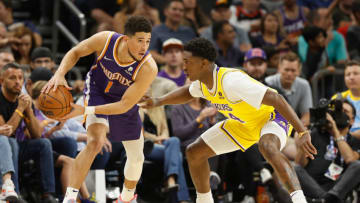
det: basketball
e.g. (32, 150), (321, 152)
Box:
(38, 86), (73, 119)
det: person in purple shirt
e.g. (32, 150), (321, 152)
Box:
(158, 38), (187, 86)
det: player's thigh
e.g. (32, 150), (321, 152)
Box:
(260, 121), (287, 151)
(200, 121), (240, 156)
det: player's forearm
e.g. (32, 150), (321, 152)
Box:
(95, 97), (134, 115)
(156, 85), (193, 106)
(55, 49), (80, 77)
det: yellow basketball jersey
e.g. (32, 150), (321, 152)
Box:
(200, 67), (276, 150)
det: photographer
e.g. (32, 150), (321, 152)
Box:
(295, 99), (360, 203)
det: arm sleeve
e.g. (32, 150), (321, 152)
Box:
(222, 72), (268, 109)
(170, 106), (200, 140)
(298, 80), (313, 115)
(189, 81), (205, 98)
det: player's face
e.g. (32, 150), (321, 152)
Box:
(244, 58), (267, 80)
(279, 60), (300, 86)
(183, 51), (203, 81)
(345, 65), (360, 90)
(1, 68), (23, 95)
(127, 32), (151, 61)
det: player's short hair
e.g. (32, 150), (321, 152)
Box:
(184, 38), (217, 62)
(124, 16), (152, 36)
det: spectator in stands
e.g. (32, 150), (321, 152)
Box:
(261, 0), (283, 12)
(158, 38), (187, 87)
(274, 0), (308, 41)
(334, 61), (360, 139)
(0, 48), (14, 69)
(297, 0), (333, 10)
(181, 0), (211, 35)
(265, 52), (313, 126)
(251, 13), (289, 51)
(0, 63), (57, 203)
(263, 45), (281, 70)
(229, 0), (266, 37)
(212, 20), (244, 68)
(140, 89), (191, 203)
(295, 99), (360, 203)
(330, 0), (353, 30)
(89, 0), (122, 31)
(200, 0), (252, 52)
(10, 26), (36, 65)
(243, 48), (269, 83)
(149, 0), (196, 64)
(0, 0), (42, 46)
(23, 67), (53, 96)
(114, 0), (161, 34)
(0, 22), (19, 50)
(346, 1), (360, 61)
(30, 47), (56, 73)
(299, 9), (347, 70)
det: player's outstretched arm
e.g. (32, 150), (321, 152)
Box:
(43, 31), (111, 93)
(261, 89), (317, 159)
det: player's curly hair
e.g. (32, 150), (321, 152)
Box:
(184, 38), (217, 62)
(124, 16), (152, 36)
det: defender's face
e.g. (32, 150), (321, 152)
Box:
(183, 51), (202, 81)
(127, 32), (151, 61)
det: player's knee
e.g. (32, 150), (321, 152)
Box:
(127, 151), (144, 165)
(87, 135), (106, 154)
(186, 143), (201, 162)
(258, 136), (280, 159)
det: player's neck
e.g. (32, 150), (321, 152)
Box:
(117, 40), (136, 64)
(201, 69), (214, 90)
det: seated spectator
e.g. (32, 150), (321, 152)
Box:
(297, 0), (333, 10)
(140, 91), (191, 203)
(149, 0), (196, 64)
(250, 13), (289, 51)
(295, 99), (360, 203)
(10, 26), (36, 65)
(229, 0), (266, 37)
(200, 0), (251, 52)
(158, 38), (187, 86)
(346, 1), (360, 61)
(330, 0), (353, 30)
(88, 0), (122, 31)
(0, 0), (42, 46)
(265, 52), (313, 127)
(263, 45), (281, 69)
(0, 22), (19, 50)
(333, 61), (360, 139)
(181, 0), (211, 35)
(0, 48), (14, 69)
(274, 0), (308, 42)
(30, 47), (56, 73)
(0, 63), (57, 202)
(243, 48), (270, 83)
(212, 20), (244, 68)
(23, 67), (53, 95)
(113, 0), (161, 34)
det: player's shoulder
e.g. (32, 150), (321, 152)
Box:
(139, 54), (158, 75)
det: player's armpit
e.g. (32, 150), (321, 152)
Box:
(71, 31), (111, 58)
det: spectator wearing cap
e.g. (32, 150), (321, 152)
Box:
(213, 20), (244, 68)
(158, 38), (187, 86)
(201, 0), (252, 52)
(30, 47), (56, 73)
(0, 48), (14, 69)
(149, 0), (196, 64)
(23, 67), (53, 96)
(265, 52), (313, 126)
(243, 48), (269, 83)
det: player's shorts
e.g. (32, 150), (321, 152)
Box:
(202, 110), (292, 154)
(84, 90), (142, 142)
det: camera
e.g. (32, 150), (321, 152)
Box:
(310, 98), (350, 131)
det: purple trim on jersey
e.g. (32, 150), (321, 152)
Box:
(83, 32), (150, 141)
(158, 70), (186, 86)
(270, 110), (290, 135)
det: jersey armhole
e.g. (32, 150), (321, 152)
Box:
(132, 53), (152, 80)
(97, 32), (114, 62)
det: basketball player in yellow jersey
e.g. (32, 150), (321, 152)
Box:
(141, 38), (317, 203)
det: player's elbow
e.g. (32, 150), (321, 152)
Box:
(262, 89), (284, 107)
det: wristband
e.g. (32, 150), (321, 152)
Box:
(298, 130), (309, 138)
(335, 136), (345, 142)
(15, 109), (24, 118)
(84, 106), (95, 115)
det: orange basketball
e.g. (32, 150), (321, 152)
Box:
(38, 86), (73, 119)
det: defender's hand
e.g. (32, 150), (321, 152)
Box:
(42, 74), (72, 93)
(139, 96), (158, 109)
(61, 103), (84, 120)
(298, 131), (317, 160)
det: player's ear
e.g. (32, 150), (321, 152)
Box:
(123, 35), (129, 42)
(201, 58), (210, 68)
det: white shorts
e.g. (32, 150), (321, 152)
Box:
(85, 114), (109, 131)
(201, 120), (288, 155)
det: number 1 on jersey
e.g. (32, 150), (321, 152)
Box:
(104, 81), (113, 93)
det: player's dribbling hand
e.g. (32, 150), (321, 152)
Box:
(42, 74), (72, 94)
(298, 131), (317, 160)
(60, 103), (84, 120)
